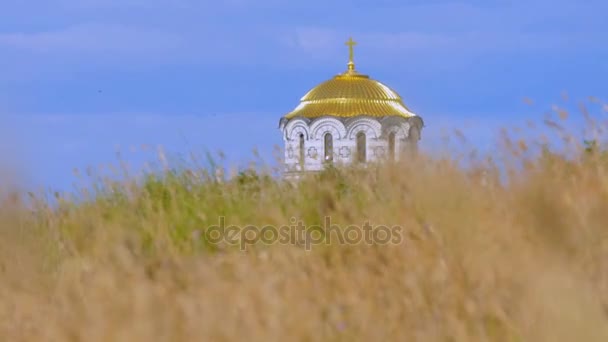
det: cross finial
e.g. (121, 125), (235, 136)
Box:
(345, 37), (357, 71)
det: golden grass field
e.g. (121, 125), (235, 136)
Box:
(1, 106), (608, 341)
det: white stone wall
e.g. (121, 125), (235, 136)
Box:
(279, 115), (423, 175)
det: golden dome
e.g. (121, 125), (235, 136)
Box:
(284, 38), (415, 119)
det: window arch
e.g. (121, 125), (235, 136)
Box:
(324, 133), (333, 163)
(388, 132), (396, 161)
(299, 133), (305, 167)
(356, 131), (366, 163)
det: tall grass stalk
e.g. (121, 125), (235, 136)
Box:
(1, 105), (608, 341)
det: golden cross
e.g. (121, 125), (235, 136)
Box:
(345, 37), (357, 63)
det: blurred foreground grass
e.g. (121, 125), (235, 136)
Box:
(2, 107), (608, 341)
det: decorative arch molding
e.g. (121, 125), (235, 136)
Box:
(384, 124), (409, 141)
(343, 116), (363, 128)
(309, 116), (347, 140)
(380, 116), (408, 126)
(345, 117), (382, 140)
(278, 117), (289, 130)
(380, 117), (408, 137)
(408, 116), (424, 130)
(284, 118), (311, 141)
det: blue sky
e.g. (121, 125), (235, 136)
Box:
(1, 0), (607, 192)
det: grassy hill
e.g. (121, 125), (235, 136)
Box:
(1, 116), (608, 341)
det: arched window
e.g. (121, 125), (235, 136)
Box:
(356, 131), (366, 163)
(388, 132), (396, 161)
(324, 133), (333, 163)
(299, 133), (305, 167)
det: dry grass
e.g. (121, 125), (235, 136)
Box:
(2, 107), (608, 341)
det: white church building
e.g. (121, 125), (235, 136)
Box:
(278, 38), (424, 178)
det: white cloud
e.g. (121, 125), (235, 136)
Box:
(0, 23), (290, 70)
(275, 0), (607, 66)
(284, 27), (604, 63)
(0, 23), (185, 56)
(3, 23), (597, 73)
(52, 0), (292, 11)
(0, 1), (606, 75)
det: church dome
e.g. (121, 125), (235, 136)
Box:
(284, 38), (416, 120)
